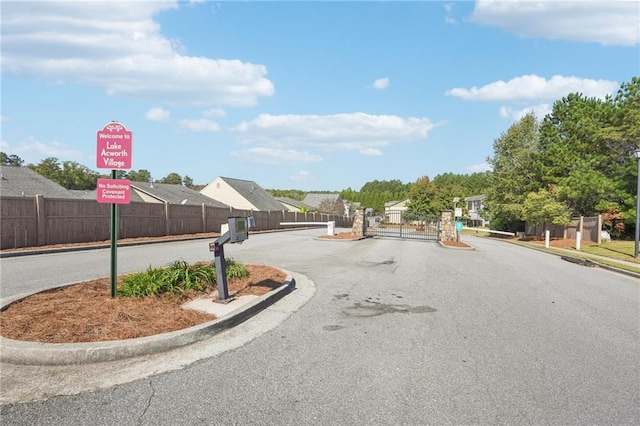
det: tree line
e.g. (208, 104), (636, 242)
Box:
(484, 76), (639, 238)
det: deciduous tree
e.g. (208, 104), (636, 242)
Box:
(0, 152), (24, 167)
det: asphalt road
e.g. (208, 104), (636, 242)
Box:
(1, 230), (639, 425)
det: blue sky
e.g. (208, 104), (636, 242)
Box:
(1, 1), (639, 191)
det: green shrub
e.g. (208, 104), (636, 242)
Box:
(118, 258), (248, 298)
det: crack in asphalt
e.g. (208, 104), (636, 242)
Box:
(138, 379), (156, 426)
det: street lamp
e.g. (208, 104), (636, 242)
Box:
(634, 149), (640, 258)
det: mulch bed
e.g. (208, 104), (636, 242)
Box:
(0, 265), (286, 344)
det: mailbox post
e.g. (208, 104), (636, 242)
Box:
(209, 217), (252, 302)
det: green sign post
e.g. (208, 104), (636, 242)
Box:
(96, 122), (133, 297)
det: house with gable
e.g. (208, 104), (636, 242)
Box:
(384, 199), (411, 224)
(199, 177), (284, 211)
(465, 194), (489, 227)
(130, 181), (229, 207)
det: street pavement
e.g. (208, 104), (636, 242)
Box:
(1, 230), (639, 425)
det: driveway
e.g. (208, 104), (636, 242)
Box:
(1, 230), (639, 425)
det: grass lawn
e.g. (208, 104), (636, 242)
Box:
(510, 239), (640, 275)
(580, 241), (640, 263)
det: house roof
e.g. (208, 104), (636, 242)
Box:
(384, 199), (410, 208)
(276, 196), (306, 209)
(0, 166), (73, 198)
(465, 194), (486, 202)
(131, 182), (229, 207)
(218, 177), (284, 211)
(302, 193), (340, 209)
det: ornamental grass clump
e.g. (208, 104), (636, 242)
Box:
(118, 258), (248, 298)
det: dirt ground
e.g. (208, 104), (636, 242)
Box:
(0, 264), (286, 344)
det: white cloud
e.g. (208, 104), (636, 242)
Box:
(203, 108), (227, 118)
(2, 137), (86, 164)
(289, 170), (314, 183)
(444, 3), (457, 24)
(470, 0), (640, 46)
(179, 119), (220, 132)
(372, 78), (390, 89)
(145, 107), (170, 121)
(360, 148), (383, 156)
(234, 113), (435, 158)
(1, 2), (274, 107)
(231, 148), (322, 165)
(0, 116), (8, 122)
(466, 162), (492, 173)
(446, 74), (618, 102)
(499, 103), (552, 121)
(290, 170), (314, 182)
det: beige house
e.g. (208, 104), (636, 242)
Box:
(384, 199), (410, 224)
(200, 176), (284, 211)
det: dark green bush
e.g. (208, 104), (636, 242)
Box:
(118, 258), (248, 298)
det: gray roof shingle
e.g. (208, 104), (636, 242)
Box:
(219, 177), (284, 211)
(131, 182), (229, 207)
(0, 166), (73, 198)
(302, 193), (340, 209)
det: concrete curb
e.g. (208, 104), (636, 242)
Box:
(0, 274), (296, 366)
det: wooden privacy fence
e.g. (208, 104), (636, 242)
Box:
(0, 196), (353, 249)
(525, 215), (602, 243)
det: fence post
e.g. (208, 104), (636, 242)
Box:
(164, 202), (170, 236)
(202, 203), (207, 233)
(579, 216), (584, 240)
(545, 229), (550, 248)
(35, 194), (46, 246)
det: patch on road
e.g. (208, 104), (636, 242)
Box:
(343, 300), (436, 318)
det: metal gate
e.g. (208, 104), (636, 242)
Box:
(365, 210), (441, 241)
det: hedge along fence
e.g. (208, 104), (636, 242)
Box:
(0, 196), (353, 249)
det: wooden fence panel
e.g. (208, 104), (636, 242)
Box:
(45, 198), (110, 244)
(581, 216), (601, 243)
(120, 203), (166, 238)
(167, 204), (205, 235)
(205, 206), (233, 233)
(0, 197), (37, 249)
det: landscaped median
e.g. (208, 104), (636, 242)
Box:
(0, 263), (296, 365)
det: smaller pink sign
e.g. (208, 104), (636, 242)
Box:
(97, 179), (131, 204)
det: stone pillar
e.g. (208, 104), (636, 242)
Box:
(352, 209), (365, 236)
(440, 210), (455, 242)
